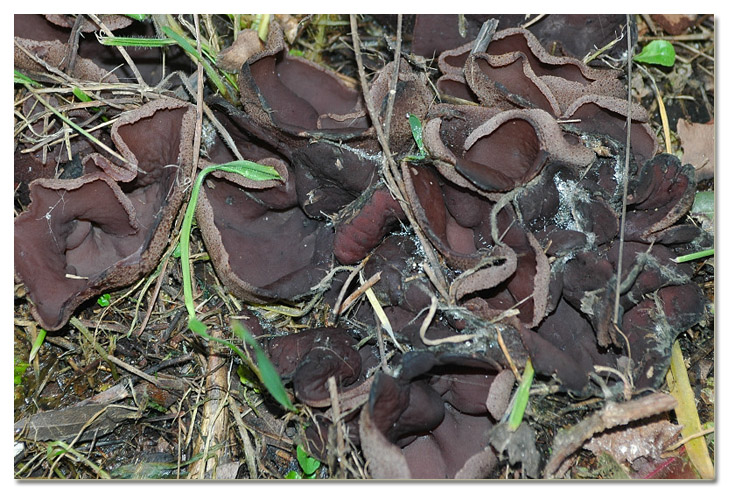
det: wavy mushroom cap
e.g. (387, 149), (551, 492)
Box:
(14, 99), (196, 330)
(361, 352), (507, 479)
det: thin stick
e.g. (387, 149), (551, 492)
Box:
(87, 14), (147, 87)
(349, 15), (449, 297)
(339, 271), (381, 315)
(191, 14), (205, 180)
(612, 14), (633, 327)
(332, 256), (370, 318)
(521, 14), (547, 29)
(133, 255), (170, 338)
(382, 14), (402, 140)
(419, 295), (475, 346)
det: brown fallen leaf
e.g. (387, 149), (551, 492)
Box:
(14, 404), (138, 442)
(585, 419), (682, 466)
(678, 118), (715, 181)
(650, 15), (698, 35)
(544, 392), (677, 477)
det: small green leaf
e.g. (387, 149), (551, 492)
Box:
(97, 293), (111, 307)
(406, 113), (427, 160)
(634, 40), (676, 67)
(28, 328), (47, 362)
(296, 445), (321, 476)
(508, 358), (534, 431)
(14, 358), (29, 386)
(691, 190), (714, 220)
(124, 14), (148, 22)
(284, 471), (302, 479)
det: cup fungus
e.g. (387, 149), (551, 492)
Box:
(360, 351), (512, 479)
(14, 98), (196, 330)
(14, 16), (711, 480)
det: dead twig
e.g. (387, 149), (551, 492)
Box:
(87, 14), (147, 88)
(612, 14), (633, 330)
(338, 270), (381, 315)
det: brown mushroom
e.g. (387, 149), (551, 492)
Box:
(360, 351), (507, 479)
(14, 98), (196, 330)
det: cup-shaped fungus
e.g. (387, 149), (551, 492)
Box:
(360, 351), (513, 479)
(14, 99), (196, 330)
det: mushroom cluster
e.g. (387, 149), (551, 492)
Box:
(15, 98), (196, 331)
(14, 15), (709, 479)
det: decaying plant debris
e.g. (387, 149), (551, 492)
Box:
(14, 14), (714, 479)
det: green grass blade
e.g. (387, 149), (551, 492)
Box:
(231, 321), (295, 412)
(28, 328), (47, 362)
(160, 26), (228, 97)
(674, 248), (714, 263)
(180, 160), (280, 319)
(99, 36), (176, 48)
(508, 358), (534, 431)
(72, 87), (93, 102)
(15, 70), (39, 86)
(188, 317), (295, 412)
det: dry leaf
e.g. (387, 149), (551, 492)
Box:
(650, 15), (698, 36)
(585, 419), (682, 465)
(678, 118), (715, 180)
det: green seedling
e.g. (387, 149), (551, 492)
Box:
(285, 445), (321, 479)
(124, 15), (148, 22)
(508, 358), (534, 431)
(180, 160), (279, 321)
(405, 113), (427, 160)
(97, 293), (112, 307)
(180, 160), (295, 412)
(28, 328), (47, 362)
(634, 40), (676, 67)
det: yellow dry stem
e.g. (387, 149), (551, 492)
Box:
(666, 340), (714, 479)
